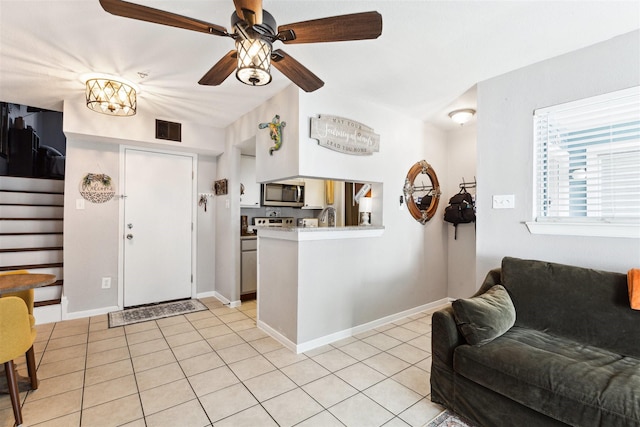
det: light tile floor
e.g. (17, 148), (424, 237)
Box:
(1, 298), (446, 427)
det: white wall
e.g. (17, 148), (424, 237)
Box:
(214, 145), (240, 303)
(63, 139), (120, 313)
(254, 85), (301, 182)
(445, 124), (477, 299)
(295, 88), (449, 326)
(64, 93), (225, 155)
(215, 85), (301, 303)
(196, 155), (217, 295)
(476, 30), (640, 280)
(62, 97), (222, 315)
(221, 83), (450, 335)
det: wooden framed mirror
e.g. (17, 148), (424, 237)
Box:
(403, 160), (441, 224)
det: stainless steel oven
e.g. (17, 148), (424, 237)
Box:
(253, 217), (295, 228)
(262, 180), (305, 207)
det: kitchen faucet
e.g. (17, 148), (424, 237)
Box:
(318, 206), (336, 227)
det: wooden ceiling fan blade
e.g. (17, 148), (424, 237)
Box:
(271, 50), (324, 93)
(277, 11), (382, 44)
(198, 51), (238, 86)
(99, 0), (228, 36)
(233, 0), (263, 26)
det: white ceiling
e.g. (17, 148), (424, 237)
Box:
(0, 1), (638, 131)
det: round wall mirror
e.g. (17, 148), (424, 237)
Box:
(403, 160), (441, 224)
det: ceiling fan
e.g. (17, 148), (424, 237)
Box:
(99, 0), (383, 92)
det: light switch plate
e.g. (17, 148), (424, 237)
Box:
(76, 199), (85, 210)
(493, 194), (515, 209)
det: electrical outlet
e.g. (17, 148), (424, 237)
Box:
(493, 195), (515, 209)
(101, 277), (111, 289)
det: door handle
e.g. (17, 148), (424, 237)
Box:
(126, 234), (134, 240)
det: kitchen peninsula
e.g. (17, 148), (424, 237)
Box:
(256, 225), (385, 353)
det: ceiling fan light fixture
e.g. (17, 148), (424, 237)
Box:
(85, 78), (137, 116)
(448, 108), (476, 125)
(235, 38), (272, 86)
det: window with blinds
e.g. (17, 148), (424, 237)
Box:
(531, 86), (640, 237)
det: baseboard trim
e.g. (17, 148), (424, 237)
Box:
(64, 304), (121, 321)
(34, 304), (62, 325)
(259, 298), (451, 354)
(196, 290), (217, 299)
(257, 320), (298, 353)
(211, 291), (241, 308)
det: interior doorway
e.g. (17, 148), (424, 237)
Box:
(122, 148), (195, 307)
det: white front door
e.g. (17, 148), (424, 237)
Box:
(123, 148), (194, 307)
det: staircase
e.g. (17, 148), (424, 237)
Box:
(0, 176), (64, 321)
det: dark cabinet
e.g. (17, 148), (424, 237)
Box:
(8, 128), (39, 176)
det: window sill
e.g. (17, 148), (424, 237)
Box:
(525, 222), (640, 239)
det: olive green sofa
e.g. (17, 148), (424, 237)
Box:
(431, 257), (640, 427)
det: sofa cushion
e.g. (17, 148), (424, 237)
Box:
(454, 326), (640, 427)
(452, 285), (515, 346)
(500, 257), (640, 358)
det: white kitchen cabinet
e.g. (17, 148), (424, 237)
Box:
(302, 178), (325, 209)
(240, 155), (261, 208)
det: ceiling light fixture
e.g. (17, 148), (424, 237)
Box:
(85, 78), (137, 116)
(235, 37), (272, 86)
(448, 108), (476, 126)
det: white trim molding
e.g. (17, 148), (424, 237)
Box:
(259, 298), (450, 354)
(525, 221), (640, 239)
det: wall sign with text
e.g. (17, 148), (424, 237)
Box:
(310, 115), (380, 156)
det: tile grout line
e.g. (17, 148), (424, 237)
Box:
(123, 317), (154, 426)
(188, 308), (285, 427)
(11, 302), (439, 427)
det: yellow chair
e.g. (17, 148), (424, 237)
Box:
(0, 270), (35, 326)
(0, 296), (38, 426)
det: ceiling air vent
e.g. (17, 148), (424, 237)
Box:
(155, 119), (182, 142)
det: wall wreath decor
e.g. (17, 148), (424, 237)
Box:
(79, 173), (115, 203)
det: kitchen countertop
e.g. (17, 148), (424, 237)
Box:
(255, 225), (385, 241)
(240, 234), (257, 240)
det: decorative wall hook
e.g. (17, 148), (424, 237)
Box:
(259, 114), (286, 155)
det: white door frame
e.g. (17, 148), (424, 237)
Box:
(117, 145), (198, 310)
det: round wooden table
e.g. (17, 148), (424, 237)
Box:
(0, 273), (57, 295)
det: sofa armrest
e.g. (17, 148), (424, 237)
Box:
(472, 267), (501, 297)
(432, 306), (464, 371)
(431, 306), (465, 406)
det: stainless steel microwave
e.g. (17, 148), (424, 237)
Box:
(262, 181), (305, 207)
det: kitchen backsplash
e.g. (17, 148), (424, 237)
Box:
(241, 206), (321, 226)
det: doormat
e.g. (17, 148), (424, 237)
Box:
(108, 299), (208, 328)
(424, 410), (475, 427)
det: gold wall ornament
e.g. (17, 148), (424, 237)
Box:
(79, 173), (115, 203)
(403, 160), (441, 224)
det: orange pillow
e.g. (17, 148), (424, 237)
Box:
(629, 269), (640, 310)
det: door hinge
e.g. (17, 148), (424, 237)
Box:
(191, 222), (193, 231)
(191, 274), (193, 283)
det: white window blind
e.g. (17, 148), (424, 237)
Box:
(532, 86), (640, 232)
